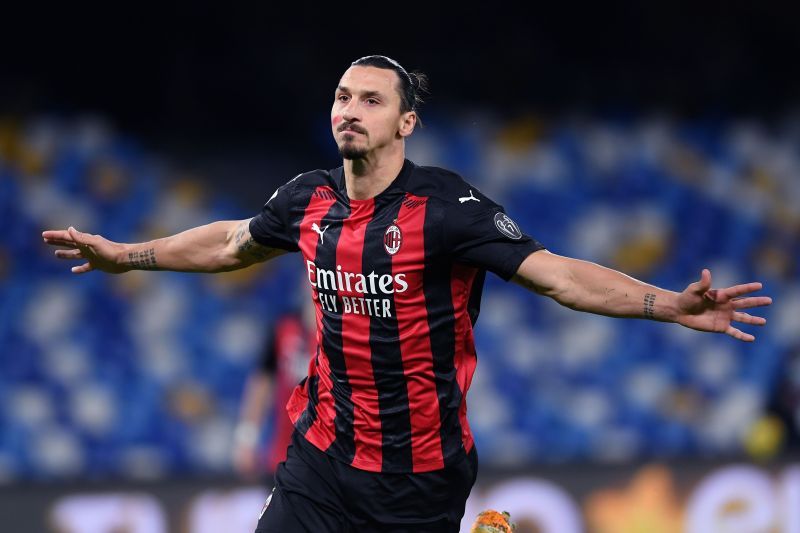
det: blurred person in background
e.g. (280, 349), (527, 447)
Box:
(233, 284), (316, 480)
(42, 55), (772, 532)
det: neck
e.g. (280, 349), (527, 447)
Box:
(343, 144), (405, 200)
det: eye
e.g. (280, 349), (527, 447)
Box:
(365, 98), (379, 105)
(337, 94), (350, 103)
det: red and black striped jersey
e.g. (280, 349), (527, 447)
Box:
(249, 159), (544, 473)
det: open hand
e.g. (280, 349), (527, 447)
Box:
(42, 227), (128, 274)
(677, 269), (772, 342)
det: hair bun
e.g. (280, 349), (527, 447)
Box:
(408, 71), (429, 108)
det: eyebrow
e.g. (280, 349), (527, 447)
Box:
(336, 85), (385, 99)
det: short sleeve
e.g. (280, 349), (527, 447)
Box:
(249, 179), (300, 252)
(443, 192), (545, 281)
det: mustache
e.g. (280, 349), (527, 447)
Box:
(337, 122), (367, 135)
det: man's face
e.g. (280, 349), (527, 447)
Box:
(331, 66), (412, 160)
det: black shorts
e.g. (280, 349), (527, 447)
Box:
(255, 431), (478, 533)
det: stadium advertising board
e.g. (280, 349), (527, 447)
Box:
(1, 460), (797, 532)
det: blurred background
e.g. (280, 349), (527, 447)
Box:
(1, 3), (799, 532)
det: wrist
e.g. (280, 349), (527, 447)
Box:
(115, 243), (134, 272)
(651, 290), (680, 322)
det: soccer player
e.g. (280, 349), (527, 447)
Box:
(233, 291), (316, 479)
(43, 55), (772, 532)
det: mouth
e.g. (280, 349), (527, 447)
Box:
(338, 124), (366, 136)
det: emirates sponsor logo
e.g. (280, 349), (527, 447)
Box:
(384, 224), (402, 255)
(306, 260), (408, 295)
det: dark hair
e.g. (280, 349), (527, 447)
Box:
(351, 55), (429, 115)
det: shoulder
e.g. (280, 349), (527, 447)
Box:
(407, 163), (499, 209)
(284, 168), (336, 192)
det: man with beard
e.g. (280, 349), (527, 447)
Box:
(43, 55), (772, 532)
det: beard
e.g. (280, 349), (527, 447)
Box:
(338, 140), (368, 160)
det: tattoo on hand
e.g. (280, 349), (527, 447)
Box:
(644, 293), (656, 319)
(127, 248), (158, 270)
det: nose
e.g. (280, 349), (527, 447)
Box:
(341, 99), (360, 122)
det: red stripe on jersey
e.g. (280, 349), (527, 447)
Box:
(289, 186), (338, 451)
(336, 199), (383, 468)
(450, 263), (479, 453)
(393, 195), (444, 471)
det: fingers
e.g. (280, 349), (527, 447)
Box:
(42, 228), (93, 248)
(71, 262), (94, 274)
(723, 282), (764, 298)
(732, 311), (767, 326)
(732, 296), (773, 310)
(43, 238), (79, 248)
(42, 229), (74, 241)
(55, 249), (84, 260)
(725, 325), (755, 342)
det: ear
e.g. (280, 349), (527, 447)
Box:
(398, 111), (417, 138)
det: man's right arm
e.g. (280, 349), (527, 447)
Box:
(42, 218), (286, 274)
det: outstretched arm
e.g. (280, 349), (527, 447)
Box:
(42, 219), (285, 274)
(513, 250), (772, 342)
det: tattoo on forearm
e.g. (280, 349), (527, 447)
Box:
(238, 237), (271, 260)
(127, 248), (158, 270)
(234, 223), (247, 246)
(643, 293), (656, 319)
(235, 222), (272, 261)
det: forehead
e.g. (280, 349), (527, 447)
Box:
(337, 66), (401, 99)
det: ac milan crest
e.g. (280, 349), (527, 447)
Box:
(384, 224), (402, 255)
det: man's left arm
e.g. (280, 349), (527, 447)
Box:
(512, 250), (772, 342)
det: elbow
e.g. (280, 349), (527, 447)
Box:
(544, 273), (581, 310)
(548, 286), (580, 310)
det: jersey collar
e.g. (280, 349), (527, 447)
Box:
(333, 159), (415, 203)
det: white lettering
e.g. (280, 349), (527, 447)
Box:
(779, 466), (800, 533)
(51, 493), (168, 533)
(306, 260), (317, 288)
(686, 465), (775, 533)
(354, 274), (367, 294)
(334, 296), (392, 317)
(379, 274), (394, 293)
(367, 272), (379, 294)
(336, 265), (344, 289)
(395, 273), (408, 293)
(317, 269), (336, 290)
(466, 478), (582, 533)
(188, 488), (270, 533)
(304, 262), (408, 296)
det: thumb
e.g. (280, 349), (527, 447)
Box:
(689, 268), (712, 294)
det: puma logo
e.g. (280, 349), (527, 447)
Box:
(459, 190), (480, 203)
(312, 222), (329, 244)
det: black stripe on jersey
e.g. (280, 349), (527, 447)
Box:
(295, 373), (319, 434)
(422, 205), (466, 464)
(365, 195), (414, 472)
(295, 346), (321, 436)
(467, 271), (486, 326)
(305, 199), (357, 461)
